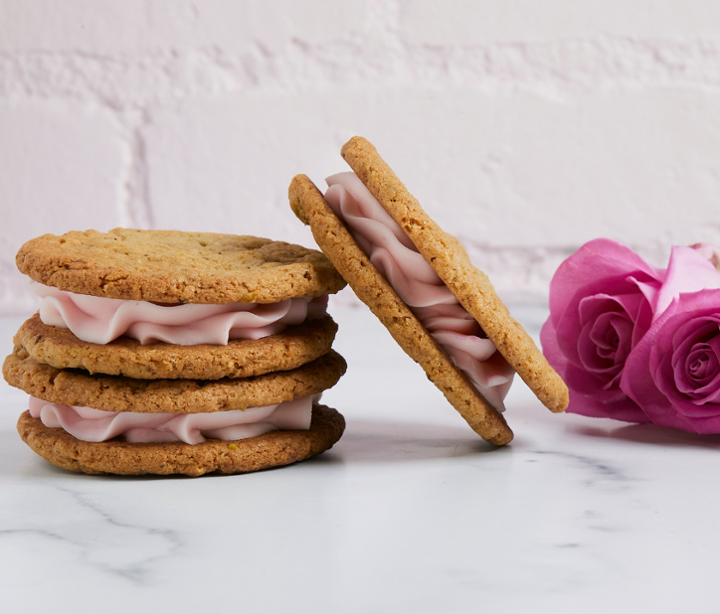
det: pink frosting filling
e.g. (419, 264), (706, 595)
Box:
(325, 172), (514, 411)
(28, 395), (317, 444)
(32, 283), (327, 346)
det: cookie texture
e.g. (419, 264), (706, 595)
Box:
(339, 136), (568, 414)
(15, 313), (338, 380)
(289, 174), (512, 445)
(16, 228), (346, 303)
(3, 348), (346, 413)
(17, 404), (345, 476)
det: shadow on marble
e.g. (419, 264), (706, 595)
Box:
(570, 421), (720, 449)
(308, 418), (504, 465)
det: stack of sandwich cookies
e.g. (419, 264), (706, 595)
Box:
(3, 229), (348, 476)
(289, 136), (568, 446)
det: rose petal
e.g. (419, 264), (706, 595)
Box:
(556, 277), (659, 368)
(562, 361), (628, 403)
(540, 317), (568, 378)
(691, 243), (720, 269)
(621, 299), (688, 429)
(588, 312), (633, 363)
(691, 334), (720, 394)
(672, 320), (720, 395)
(654, 246), (720, 320)
(578, 315), (620, 373)
(564, 389), (651, 423)
(548, 238), (662, 328)
(685, 347), (715, 382)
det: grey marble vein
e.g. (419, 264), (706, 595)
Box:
(1, 483), (182, 584)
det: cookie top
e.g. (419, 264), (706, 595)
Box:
(16, 228), (346, 304)
(3, 348), (346, 413)
(17, 404), (345, 476)
(15, 313), (337, 380)
(339, 136), (568, 414)
(289, 174), (512, 446)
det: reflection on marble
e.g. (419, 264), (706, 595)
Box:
(2, 307), (720, 613)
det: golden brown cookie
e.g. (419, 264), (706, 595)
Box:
(14, 313), (338, 380)
(16, 228), (346, 303)
(339, 136), (568, 414)
(3, 348), (346, 413)
(17, 404), (345, 476)
(289, 174), (512, 446)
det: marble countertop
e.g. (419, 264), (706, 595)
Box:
(2, 305), (719, 613)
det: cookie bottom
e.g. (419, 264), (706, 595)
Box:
(17, 405), (345, 476)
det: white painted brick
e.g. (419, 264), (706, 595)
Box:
(0, 0), (365, 54)
(442, 89), (720, 251)
(146, 87), (720, 251)
(399, 0), (720, 43)
(0, 102), (123, 314)
(144, 93), (339, 247)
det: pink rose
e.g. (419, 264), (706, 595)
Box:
(540, 239), (663, 422)
(623, 290), (720, 433)
(542, 239), (720, 430)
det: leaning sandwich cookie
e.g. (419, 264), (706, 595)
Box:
(4, 229), (348, 475)
(289, 137), (568, 445)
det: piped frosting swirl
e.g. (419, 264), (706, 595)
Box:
(29, 395), (317, 444)
(325, 172), (514, 411)
(32, 282), (327, 346)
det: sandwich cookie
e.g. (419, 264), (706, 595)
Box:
(5, 229), (348, 475)
(6, 348), (346, 476)
(289, 137), (568, 445)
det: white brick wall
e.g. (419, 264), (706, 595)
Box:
(2, 0), (720, 314)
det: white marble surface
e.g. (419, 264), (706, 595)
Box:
(2, 304), (720, 613)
